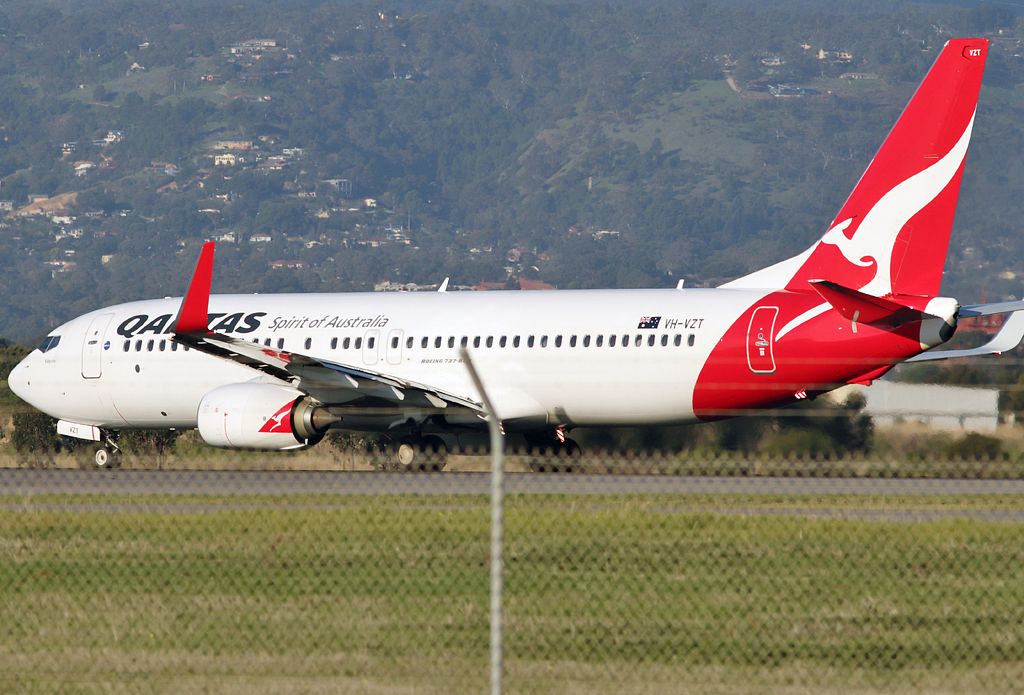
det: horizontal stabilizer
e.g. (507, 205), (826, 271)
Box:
(908, 311), (1024, 362)
(959, 299), (1024, 317)
(808, 280), (937, 327)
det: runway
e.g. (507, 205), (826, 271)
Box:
(2, 468), (1024, 497)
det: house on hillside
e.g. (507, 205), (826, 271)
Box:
(213, 153), (239, 167)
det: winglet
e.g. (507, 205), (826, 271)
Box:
(173, 241), (216, 334)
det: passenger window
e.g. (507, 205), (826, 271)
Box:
(635, 335), (643, 347)
(146, 340), (154, 351)
(461, 337), (468, 348)
(554, 335), (562, 348)
(473, 337), (480, 348)
(171, 342), (178, 352)
(527, 336), (535, 348)
(368, 337), (376, 349)
(135, 340), (142, 351)
(540, 336), (548, 347)
(595, 335), (603, 347)
(343, 337), (351, 349)
(688, 334), (695, 347)
(331, 337), (338, 349)
(582, 335), (590, 347)
(355, 337), (362, 349)
(513, 336), (521, 348)
(609, 335), (616, 347)
(391, 337), (399, 349)
(277, 338), (285, 349)
(486, 336), (493, 348)
(648, 335), (655, 347)
(448, 337), (455, 348)
(660, 334), (668, 347)
(263, 338), (272, 346)
(419, 337), (426, 349)
(499, 336), (507, 348)
(622, 334), (629, 346)
(435, 337), (442, 348)
(305, 338), (312, 350)
(159, 340), (166, 352)
(122, 340), (130, 352)
(674, 334), (681, 347)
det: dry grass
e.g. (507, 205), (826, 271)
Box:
(0, 494), (1023, 692)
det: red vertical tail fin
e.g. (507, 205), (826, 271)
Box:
(725, 38), (988, 297)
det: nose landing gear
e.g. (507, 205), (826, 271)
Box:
(91, 432), (121, 469)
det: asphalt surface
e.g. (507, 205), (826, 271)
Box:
(2, 468), (1024, 497)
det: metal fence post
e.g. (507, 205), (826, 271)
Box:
(461, 348), (504, 695)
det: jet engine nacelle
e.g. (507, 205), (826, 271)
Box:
(197, 383), (326, 450)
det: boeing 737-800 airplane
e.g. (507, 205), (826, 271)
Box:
(9, 38), (1024, 468)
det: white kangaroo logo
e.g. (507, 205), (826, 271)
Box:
(820, 111), (976, 297)
(774, 110), (976, 342)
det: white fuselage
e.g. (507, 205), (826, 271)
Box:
(9, 288), (765, 431)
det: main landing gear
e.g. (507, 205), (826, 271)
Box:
(526, 427), (582, 473)
(393, 435), (449, 471)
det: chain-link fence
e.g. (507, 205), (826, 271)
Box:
(2, 439), (1023, 694)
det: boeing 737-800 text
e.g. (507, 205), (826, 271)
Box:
(10, 38), (1024, 468)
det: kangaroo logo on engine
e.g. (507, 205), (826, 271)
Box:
(117, 312), (266, 338)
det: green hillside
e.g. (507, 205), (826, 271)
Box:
(0, 0), (1019, 341)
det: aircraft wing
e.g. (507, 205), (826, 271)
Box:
(171, 242), (483, 413)
(906, 310), (1024, 362)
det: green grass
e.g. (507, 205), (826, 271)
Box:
(0, 494), (1023, 693)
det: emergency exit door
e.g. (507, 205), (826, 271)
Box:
(746, 306), (778, 374)
(81, 313), (114, 379)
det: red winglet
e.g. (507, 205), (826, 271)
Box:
(173, 241), (216, 334)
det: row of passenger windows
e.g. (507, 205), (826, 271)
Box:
(123, 339), (191, 353)
(122, 332), (698, 353)
(359, 333), (699, 350)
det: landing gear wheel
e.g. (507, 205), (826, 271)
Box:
(395, 437), (450, 471)
(397, 442), (417, 468)
(527, 438), (581, 473)
(420, 435), (449, 472)
(93, 446), (120, 469)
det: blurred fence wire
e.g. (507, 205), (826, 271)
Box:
(1, 446), (1023, 694)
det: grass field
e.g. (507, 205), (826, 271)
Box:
(1, 493), (1023, 693)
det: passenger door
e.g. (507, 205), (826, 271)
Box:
(81, 313), (114, 379)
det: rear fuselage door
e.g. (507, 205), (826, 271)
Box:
(81, 313), (114, 379)
(746, 306), (779, 374)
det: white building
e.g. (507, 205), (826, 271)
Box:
(836, 381), (999, 432)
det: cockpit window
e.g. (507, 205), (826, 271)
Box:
(38, 335), (61, 353)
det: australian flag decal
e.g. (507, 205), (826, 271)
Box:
(637, 316), (661, 329)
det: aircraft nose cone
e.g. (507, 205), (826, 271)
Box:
(7, 358), (32, 403)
